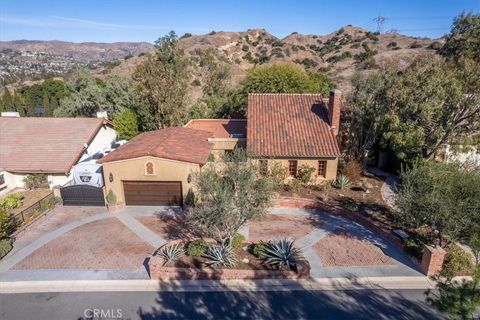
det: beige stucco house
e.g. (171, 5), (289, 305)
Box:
(97, 89), (342, 207)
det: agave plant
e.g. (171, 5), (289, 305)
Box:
(263, 239), (303, 271)
(333, 174), (351, 189)
(203, 244), (237, 268)
(160, 243), (185, 266)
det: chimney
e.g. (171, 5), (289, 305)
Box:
(96, 110), (108, 119)
(328, 89), (342, 136)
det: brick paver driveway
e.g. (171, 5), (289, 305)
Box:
(249, 208), (422, 278)
(0, 205), (421, 280)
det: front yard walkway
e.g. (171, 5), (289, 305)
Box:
(0, 205), (421, 281)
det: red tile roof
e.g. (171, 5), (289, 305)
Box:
(0, 117), (109, 173)
(184, 119), (247, 138)
(98, 127), (213, 165)
(247, 93), (340, 158)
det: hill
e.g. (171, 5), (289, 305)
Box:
(0, 26), (443, 92)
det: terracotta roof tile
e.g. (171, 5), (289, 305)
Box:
(184, 119), (247, 138)
(247, 93), (340, 158)
(0, 117), (107, 173)
(98, 127), (213, 165)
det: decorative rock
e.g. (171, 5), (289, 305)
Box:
(242, 258), (250, 264)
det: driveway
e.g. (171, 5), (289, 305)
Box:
(0, 205), (421, 281)
(249, 208), (422, 278)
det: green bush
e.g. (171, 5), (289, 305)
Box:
(0, 194), (24, 209)
(441, 245), (474, 278)
(187, 238), (209, 256)
(23, 174), (48, 190)
(105, 190), (117, 205)
(114, 109), (139, 140)
(0, 238), (13, 259)
(269, 162), (287, 189)
(333, 175), (351, 189)
(231, 233), (245, 249)
(410, 41), (423, 49)
(0, 208), (11, 239)
(284, 178), (302, 192)
(296, 164), (316, 185)
(207, 153), (215, 162)
(185, 188), (195, 207)
(404, 238), (424, 258)
(253, 242), (268, 258)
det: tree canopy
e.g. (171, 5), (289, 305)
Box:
(442, 12), (480, 62)
(132, 31), (190, 129)
(396, 161), (480, 246)
(190, 149), (274, 246)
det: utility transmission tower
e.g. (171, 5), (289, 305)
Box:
(373, 16), (388, 34)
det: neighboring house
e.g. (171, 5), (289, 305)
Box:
(0, 116), (117, 195)
(99, 89), (342, 207)
(98, 127), (213, 206)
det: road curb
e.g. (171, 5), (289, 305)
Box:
(0, 276), (438, 293)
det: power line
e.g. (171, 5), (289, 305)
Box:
(373, 16), (388, 33)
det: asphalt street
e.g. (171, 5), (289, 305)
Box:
(0, 288), (442, 320)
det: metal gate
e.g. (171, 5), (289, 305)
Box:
(60, 185), (105, 206)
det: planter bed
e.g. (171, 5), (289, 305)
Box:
(148, 242), (310, 280)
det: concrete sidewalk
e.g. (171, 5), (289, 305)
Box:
(0, 276), (440, 294)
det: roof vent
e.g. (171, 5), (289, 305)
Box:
(1, 112), (20, 117)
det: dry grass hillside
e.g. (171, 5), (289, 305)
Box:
(105, 26), (442, 92)
(2, 26), (443, 93)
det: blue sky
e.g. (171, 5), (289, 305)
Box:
(0, 0), (478, 43)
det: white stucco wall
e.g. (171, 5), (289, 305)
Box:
(86, 124), (117, 156)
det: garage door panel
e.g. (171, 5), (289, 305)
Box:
(123, 181), (182, 206)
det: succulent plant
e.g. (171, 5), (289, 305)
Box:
(203, 244), (237, 268)
(333, 174), (351, 189)
(160, 243), (185, 266)
(263, 239), (303, 271)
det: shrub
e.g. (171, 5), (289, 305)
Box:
(231, 233), (245, 249)
(387, 41), (397, 48)
(253, 241), (268, 258)
(105, 190), (117, 205)
(441, 245), (474, 278)
(0, 194), (23, 210)
(343, 160), (362, 182)
(403, 238), (424, 258)
(284, 178), (302, 192)
(191, 79), (201, 86)
(410, 41), (423, 48)
(0, 238), (13, 259)
(114, 109), (138, 140)
(427, 41), (443, 51)
(269, 162), (287, 189)
(180, 32), (192, 39)
(185, 188), (195, 207)
(207, 153), (215, 162)
(204, 244), (237, 268)
(23, 174), (48, 189)
(333, 175), (351, 189)
(160, 243), (185, 266)
(263, 239), (303, 271)
(296, 164), (316, 185)
(0, 208), (11, 239)
(241, 44), (249, 52)
(187, 238), (209, 256)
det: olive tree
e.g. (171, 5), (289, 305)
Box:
(189, 149), (274, 246)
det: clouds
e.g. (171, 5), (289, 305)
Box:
(1, 15), (171, 31)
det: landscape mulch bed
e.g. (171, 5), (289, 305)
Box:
(169, 245), (272, 271)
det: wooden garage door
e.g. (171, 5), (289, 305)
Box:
(123, 181), (182, 206)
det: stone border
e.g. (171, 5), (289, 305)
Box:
(148, 240), (310, 280)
